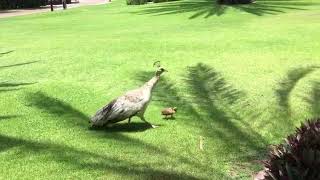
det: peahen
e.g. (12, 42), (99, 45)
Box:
(90, 61), (167, 128)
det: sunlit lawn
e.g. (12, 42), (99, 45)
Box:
(1, 0), (320, 179)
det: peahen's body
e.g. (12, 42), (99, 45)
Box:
(90, 63), (167, 128)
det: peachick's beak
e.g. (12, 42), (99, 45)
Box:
(164, 69), (168, 72)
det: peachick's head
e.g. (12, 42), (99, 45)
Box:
(153, 61), (168, 76)
(172, 107), (177, 112)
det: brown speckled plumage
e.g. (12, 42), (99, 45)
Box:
(161, 107), (177, 119)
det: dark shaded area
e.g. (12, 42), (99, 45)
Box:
(26, 92), (89, 128)
(23, 91), (227, 178)
(184, 64), (267, 156)
(0, 50), (14, 56)
(0, 115), (19, 120)
(0, 61), (39, 70)
(0, 0), (46, 10)
(0, 82), (36, 93)
(135, 63), (267, 170)
(303, 81), (320, 117)
(134, 0), (318, 18)
(275, 66), (318, 118)
(0, 134), (201, 179)
(0, 82), (35, 88)
(90, 122), (152, 132)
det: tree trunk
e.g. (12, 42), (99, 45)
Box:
(50, 0), (53, 11)
(62, 0), (67, 9)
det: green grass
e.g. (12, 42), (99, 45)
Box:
(1, 0), (320, 179)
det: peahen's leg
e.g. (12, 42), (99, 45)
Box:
(128, 117), (131, 124)
(139, 116), (158, 128)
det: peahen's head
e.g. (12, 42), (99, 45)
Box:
(154, 61), (168, 76)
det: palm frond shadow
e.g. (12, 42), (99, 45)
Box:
(0, 133), (202, 179)
(303, 81), (320, 117)
(26, 92), (91, 128)
(0, 60), (39, 93)
(136, 63), (267, 163)
(0, 115), (20, 120)
(274, 66), (319, 123)
(134, 0), (319, 18)
(0, 82), (36, 93)
(24, 91), (229, 178)
(0, 61), (39, 70)
(0, 50), (14, 57)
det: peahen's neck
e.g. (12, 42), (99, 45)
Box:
(143, 75), (160, 91)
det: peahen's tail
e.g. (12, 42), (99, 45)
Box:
(90, 99), (116, 126)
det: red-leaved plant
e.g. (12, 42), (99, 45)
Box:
(255, 119), (320, 180)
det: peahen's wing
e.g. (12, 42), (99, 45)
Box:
(91, 89), (145, 125)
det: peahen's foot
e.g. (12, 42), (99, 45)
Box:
(151, 124), (158, 128)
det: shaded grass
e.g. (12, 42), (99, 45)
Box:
(136, 63), (267, 166)
(0, 0), (320, 179)
(0, 60), (39, 70)
(0, 134), (200, 180)
(134, 0), (319, 18)
(275, 66), (319, 116)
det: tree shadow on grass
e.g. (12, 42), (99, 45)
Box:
(0, 82), (36, 94)
(274, 66), (319, 130)
(0, 115), (19, 120)
(135, 63), (268, 175)
(0, 61), (39, 70)
(0, 50), (14, 57)
(0, 60), (39, 93)
(23, 91), (228, 178)
(134, 0), (319, 18)
(303, 81), (320, 117)
(0, 133), (201, 179)
(26, 91), (90, 128)
(184, 63), (267, 158)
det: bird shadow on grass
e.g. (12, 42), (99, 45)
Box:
(0, 133), (202, 179)
(26, 91), (154, 133)
(91, 122), (152, 132)
(133, 0), (319, 18)
(135, 63), (268, 175)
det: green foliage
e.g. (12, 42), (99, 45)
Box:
(152, 0), (177, 3)
(126, 0), (177, 5)
(126, 0), (150, 5)
(0, 0), (46, 9)
(262, 119), (320, 180)
(1, 0), (320, 179)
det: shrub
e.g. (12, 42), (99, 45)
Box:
(126, 0), (150, 5)
(126, 0), (176, 5)
(152, 0), (176, 3)
(256, 119), (320, 180)
(0, 0), (47, 9)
